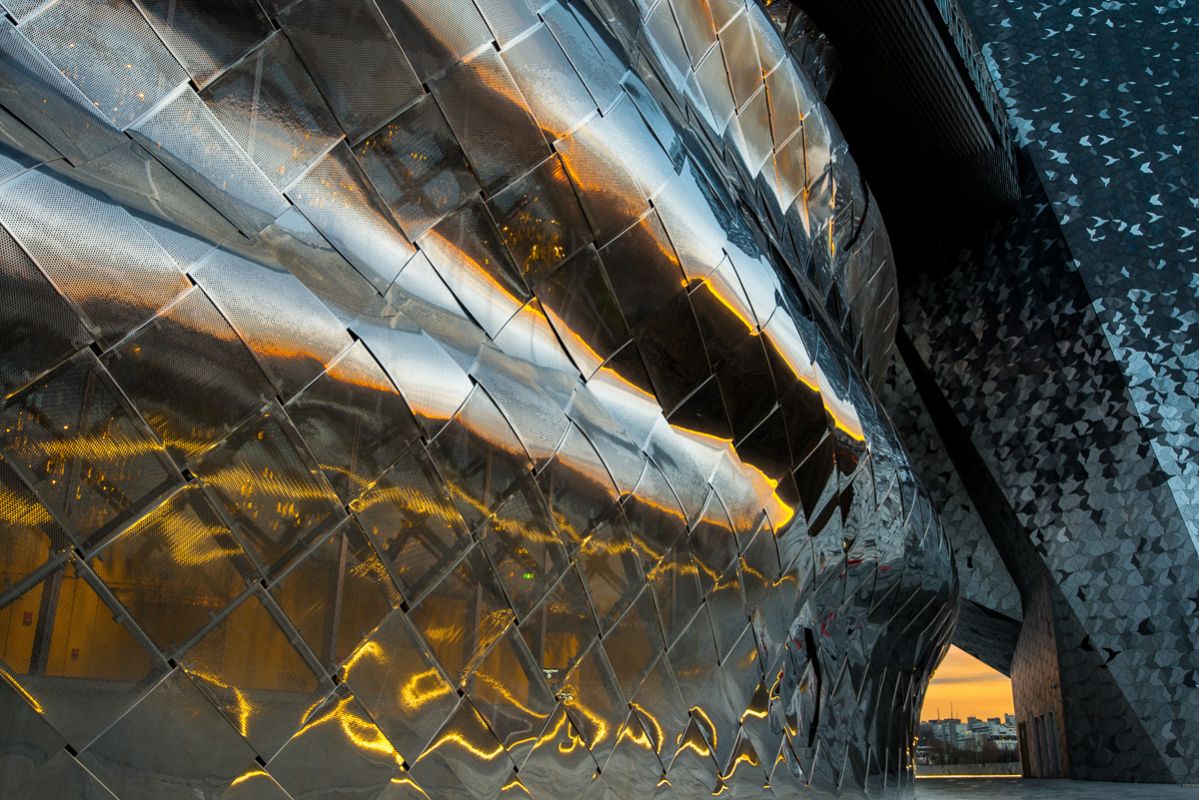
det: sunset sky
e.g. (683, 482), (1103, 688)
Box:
(921, 645), (1015, 721)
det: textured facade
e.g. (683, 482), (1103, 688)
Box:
(884, 0), (1199, 784)
(0, 1), (957, 799)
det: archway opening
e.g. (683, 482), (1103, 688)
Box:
(917, 646), (1019, 776)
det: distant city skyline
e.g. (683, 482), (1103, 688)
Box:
(922, 645), (1015, 722)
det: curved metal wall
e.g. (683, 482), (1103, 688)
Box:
(0, 0), (955, 798)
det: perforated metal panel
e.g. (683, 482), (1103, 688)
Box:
(0, 350), (182, 545)
(192, 248), (352, 398)
(0, 168), (189, 346)
(0, 223), (91, 397)
(354, 94), (480, 240)
(286, 142), (416, 292)
(0, 21), (125, 163)
(73, 140), (238, 244)
(487, 154), (591, 283)
(430, 46), (550, 195)
(501, 24), (597, 142)
(130, 87), (290, 234)
(137, 0), (274, 87)
(0, 1), (957, 799)
(1, 0), (49, 22)
(202, 34), (342, 191)
(102, 287), (274, 464)
(278, 0), (423, 143)
(420, 198), (530, 337)
(19, 0), (188, 129)
(374, 0), (493, 81)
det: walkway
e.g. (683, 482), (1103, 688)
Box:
(917, 777), (1198, 799)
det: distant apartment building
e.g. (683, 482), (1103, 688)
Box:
(924, 715), (1018, 752)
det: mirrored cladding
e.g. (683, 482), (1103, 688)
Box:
(102, 287), (274, 466)
(266, 683), (404, 799)
(374, 0), (493, 82)
(0, 222), (90, 398)
(429, 46), (549, 196)
(554, 104), (650, 244)
(351, 444), (473, 603)
(18, 0), (188, 129)
(138, 0), (273, 88)
(407, 544), (514, 686)
(409, 698), (515, 800)
(286, 142), (417, 292)
(77, 668), (256, 799)
(0, 350), (181, 546)
(487, 154), (592, 284)
(479, 479), (570, 619)
(128, 87), (290, 235)
(535, 245), (630, 379)
(178, 588), (333, 759)
(0, 555), (170, 751)
(517, 705), (597, 797)
(270, 517), (401, 672)
(88, 483), (255, 656)
(466, 623), (556, 764)
(339, 610), (452, 759)
(420, 198), (530, 339)
(427, 384), (532, 533)
(500, 24), (597, 141)
(355, 94), (480, 241)
(0, 168), (190, 348)
(0, 22), (126, 164)
(0, 0), (952, 797)
(0, 456), (73, 600)
(285, 340), (420, 503)
(194, 404), (344, 577)
(192, 248), (352, 399)
(599, 710), (664, 798)
(277, 0), (423, 143)
(201, 33), (341, 192)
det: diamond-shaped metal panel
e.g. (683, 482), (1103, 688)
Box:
(0, 0), (955, 797)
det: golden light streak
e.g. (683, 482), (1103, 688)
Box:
(629, 704), (666, 754)
(0, 665), (45, 714)
(696, 273), (758, 336)
(423, 726), (506, 762)
(760, 322), (866, 443)
(228, 768), (269, 788)
(180, 665), (255, 738)
(685, 707), (717, 757)
(0, 487), (56, 528)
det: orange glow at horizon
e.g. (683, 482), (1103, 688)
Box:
(921, 645), (1014, 722)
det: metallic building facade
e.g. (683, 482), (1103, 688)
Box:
(0, 1), (956, 798)
(881, 0), (1199, 785)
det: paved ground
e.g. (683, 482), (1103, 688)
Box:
(916, 777), (1199, 798)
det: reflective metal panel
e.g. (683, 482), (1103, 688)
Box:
(137, 0), (273, 88)
(129, 87), (289, 235)
(102, 287), (273, 465)
(201, 34), (341, 192)
(1, 351), (181, 545)
(19, 0), (187, 129)
(286, 142), (417, 292)
(0, 223), (90, 398)
(0, 168), (190, 347)
(354, 94), (481, 241)
(0, 0), (953, 798)
(277, 0), (422, 143)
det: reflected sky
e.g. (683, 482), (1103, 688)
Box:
(922, 646), (1014, 721)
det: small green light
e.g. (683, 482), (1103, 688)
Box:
(522, 571), (536, 581)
